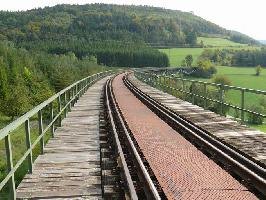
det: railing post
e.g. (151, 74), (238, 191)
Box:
(182, 79), (185, 93)
(163, 76), (166, 92)
(75, 84), (78, 102)
(156, 75), (159, 89)
(68, 90), (71, 112)
(204, 83), (207, 109)
(191, 83), (194, 104)
(86, 78), (88, 90)
(38, 110), (44, 154)
(191, 82), (195, 104)
(219, 85), (224, 115)
(176, 78), (179, 96)
(171, 78), (174, 95)
(72, 87), (75, 107)
(241, 89), (245, 124)
(25, 119), (33, 173)
(5, 135), (16, 200)
(64, 92), (67, 118)
(50, 103), (55, 137)
(167, 77), (171, 93)
(58, 95), (62, 127)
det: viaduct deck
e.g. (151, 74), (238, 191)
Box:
(12, 72), (264, 199)
(16, 77), (110, 199)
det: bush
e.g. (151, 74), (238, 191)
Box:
(255, 65), (262, 76)
(247, 105), (264, 125)
(212, 75), (232, 86)
(190, 59), (217, 78)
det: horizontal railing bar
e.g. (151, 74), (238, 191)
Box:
(163, 75), (266, 94)
(0, 71), (112, 140)
(136, 71), (266, 119)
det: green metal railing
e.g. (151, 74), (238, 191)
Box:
(135, 71), (266, 123)
(0, 70), (112, 199)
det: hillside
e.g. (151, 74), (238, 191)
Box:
(0, 4), (258, 47)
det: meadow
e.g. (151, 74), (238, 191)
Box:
(189, 66), (266, 106)
(159, 48), (204, 66)
(160, 37), (266, 132)
(159, 42), (261, 67)
(179, 66), (266, 132)
(197, 37), (248, 47)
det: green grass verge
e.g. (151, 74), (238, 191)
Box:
(197, 37), (247, 47)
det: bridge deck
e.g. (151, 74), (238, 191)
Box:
(113, 74), (257, 199)
(130, 74), (266, 166)
(16, 77), (109, 199)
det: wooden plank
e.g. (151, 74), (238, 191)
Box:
(16, 77), (109, 199)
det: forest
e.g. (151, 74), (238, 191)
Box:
(0, 3), (258, 47)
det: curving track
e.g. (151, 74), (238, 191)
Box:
(105, 72), (265, 199)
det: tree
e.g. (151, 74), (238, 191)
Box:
(0, 59), (8, 100)
(185, 54), (193, 67)
(191, 59), (216, 78)
(255, 65), (262, 76)
(1, 83), (31, 120)
(181, 59), (187, 67)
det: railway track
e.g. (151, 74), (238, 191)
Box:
(104, 73), (266, 199)
(104, 77), (165, 199)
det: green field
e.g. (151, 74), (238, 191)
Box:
(197, 37), (247, 47)
(183, 66), (266, 132)
(159, 48), (204, 66)
(160, 47), (261, 67)
(191, 66), (266, 106)
(159, 37), (261, 67)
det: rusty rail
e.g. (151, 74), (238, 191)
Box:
(105, 76), (161, 199)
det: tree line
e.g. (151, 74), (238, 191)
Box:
(20, 39), (169, 68)
(198, 48), (266, 67)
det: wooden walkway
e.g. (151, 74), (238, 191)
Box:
(16, 77), (109, 199)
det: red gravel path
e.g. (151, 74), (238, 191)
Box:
(112, 74), (258, 200)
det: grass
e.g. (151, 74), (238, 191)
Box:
(160, 47), (261, 67)
(190, 66), (266, 107)
(159, 48), (204, 67)
(197, 37), (247, 47)
(177, 66), (266, 132)
(250, 124), (266, 132)
(0, 112), (54, 198)
(159, 37), (261, 67)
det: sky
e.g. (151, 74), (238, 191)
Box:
(0, 0), (265, 40)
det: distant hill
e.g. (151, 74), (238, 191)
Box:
(259, 40), (266, 44)
(0, 4), (259, 46)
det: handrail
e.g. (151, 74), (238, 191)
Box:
(134, 70), (266, 124)
(0, 70), (113, 199)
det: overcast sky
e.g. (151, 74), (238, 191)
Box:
(1, 0), (265, 40)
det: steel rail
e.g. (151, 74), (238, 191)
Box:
(124, 73), (266, 197)
(106, 75), (161, 200)
(105, 78), (138, 200)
